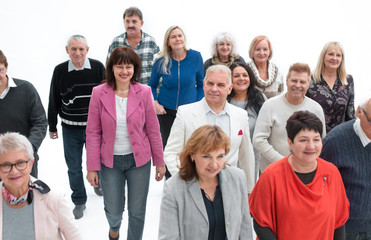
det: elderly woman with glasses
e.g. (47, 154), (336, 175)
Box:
(0, 132), (81, 240)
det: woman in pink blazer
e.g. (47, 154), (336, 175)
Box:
(86, 47), (165, 240)
(0, 132), (81, 240)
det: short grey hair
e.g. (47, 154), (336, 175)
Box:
(211, 32), (238, 58)
(359, 94), (371, 109)
(205, 64), (232, 85)
(0, 132), (34, 160)
(66, 34), (88, 49)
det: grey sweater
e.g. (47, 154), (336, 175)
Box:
(253, 94), (326, 171)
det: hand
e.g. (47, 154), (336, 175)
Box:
(155, 101), (167, 115)
(155, 166), (166, 181)
(49, 131), (58, 139)
(87, 171), (99, 187)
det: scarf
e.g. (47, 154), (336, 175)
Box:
(247, 61), (279, 88)
(211, 55), (241, 67)
(2, 179), (50, 205)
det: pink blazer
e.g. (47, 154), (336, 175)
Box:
(86, 82), (164, 171)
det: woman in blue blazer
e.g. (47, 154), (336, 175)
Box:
(158, 125), (253, 240)
(148, 25), (204, 178)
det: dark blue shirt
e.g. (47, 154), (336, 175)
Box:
(201, 185), (227, 240)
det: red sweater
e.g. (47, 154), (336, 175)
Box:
(249, 156), (349, 239)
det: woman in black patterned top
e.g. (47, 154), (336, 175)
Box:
(306, 41), (355, 133)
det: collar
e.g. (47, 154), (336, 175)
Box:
(6, 76), (16, 87)
(353, 118), (371, 147)
(124, 31), (144, 46)
(202, 98), (230, 116)
(0, 76), (17, 99)
(68, 58), (91, 72)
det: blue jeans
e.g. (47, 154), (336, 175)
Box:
(347, 232), (371, 240)
(101, 154), (151, 240)
(62, 127), (87, 205)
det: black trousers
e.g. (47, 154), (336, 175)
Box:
(157, 107), (177, 179)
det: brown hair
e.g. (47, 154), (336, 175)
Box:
(286, 63), (311, 81)
(105, 47), (142, 89)
(123, 7), (143, 20)
(0, 50), (8, 67)
(178, 125), (230, 181)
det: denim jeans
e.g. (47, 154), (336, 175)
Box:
(62, 127), (87, 205)
(101, 154), (151, 240)
(346, 232), (371, 240)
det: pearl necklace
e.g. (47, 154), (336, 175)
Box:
(116, 89), (129, 94)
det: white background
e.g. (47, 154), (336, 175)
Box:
(1, 0), (370, 239)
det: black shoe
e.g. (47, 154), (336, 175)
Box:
(73, 204), (86, 219)
(94, 186), (103, 196)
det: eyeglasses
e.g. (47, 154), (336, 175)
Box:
(0, 160), (30, 173)
(362, 108), (371, 125)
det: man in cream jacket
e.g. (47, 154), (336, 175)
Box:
(164, 65), (255, 192)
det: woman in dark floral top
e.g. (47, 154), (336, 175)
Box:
(306, 41), (355, 133)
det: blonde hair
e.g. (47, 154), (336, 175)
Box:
(155, 26), (188, 74)
(312, 41), (348, 85)
(178, 125), (230, 181)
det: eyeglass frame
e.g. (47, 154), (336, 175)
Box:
(361, 108), (371, 125)
(0, 160), (30, 173)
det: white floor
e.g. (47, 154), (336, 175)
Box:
(38, 135), (165, 239)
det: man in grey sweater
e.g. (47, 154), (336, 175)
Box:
(253, 63), (325, 172)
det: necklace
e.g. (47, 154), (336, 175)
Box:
(116, 89), (129, 94)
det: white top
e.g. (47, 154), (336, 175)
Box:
(353, 118), (371, 147)
(113, 95), (133, 155)
(253, 94), (326, 171)
(203, 99), (231, 137)
(0, 76), (16, 99)
(68, 58), (91, 72)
